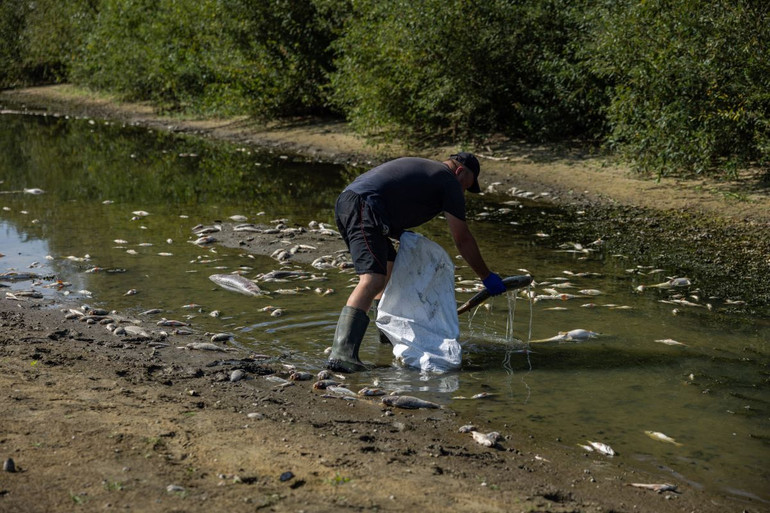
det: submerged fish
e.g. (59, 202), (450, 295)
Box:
(644, 430), (683, 446)
(209, 274), (264, 296)
(381, 395), (441, 409)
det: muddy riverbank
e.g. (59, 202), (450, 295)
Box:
(1, 85), (769, 512)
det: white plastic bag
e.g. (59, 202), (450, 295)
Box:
(376, 232), (461, 372)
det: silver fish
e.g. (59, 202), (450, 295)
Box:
(532, 329), (599, 343)
(586, 441), (616, 456)
(157, 319), (189, 327)
(358, 387), (386, 396)
(381, 395), (441, 409)
(184, 342), (228, 352)
(644, 430), (683, 446)
(471, 431), (501, 447)
(209, 274), (263, 296)
(627, 483), (678, 493)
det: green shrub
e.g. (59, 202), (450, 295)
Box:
(590, 0), (769, 178)
(329, 0), (605, 142)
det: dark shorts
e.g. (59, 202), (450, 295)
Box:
(335, 190), (397, 275)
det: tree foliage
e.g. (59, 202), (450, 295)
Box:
(0, 0), (767, 178)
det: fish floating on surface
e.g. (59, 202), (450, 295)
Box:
(644, 430), (683, 446)
(654, 338), (686, 346)
(532, 329), (599, 343)
(209, 273), (264, 296)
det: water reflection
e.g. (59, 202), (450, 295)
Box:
(1, 109), (768, 505)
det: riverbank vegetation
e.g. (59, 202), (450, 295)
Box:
(1, 0), (767, 179)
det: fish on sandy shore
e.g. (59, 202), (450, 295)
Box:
(183, 342), (231, 352)
(626, 483), (679, 493)
(209, 274), (264, 296)
(381, 395), (441, 409)
(358, 387), (386, 396)
(580, 441), (616, 456)
(471, 431), (501, 447)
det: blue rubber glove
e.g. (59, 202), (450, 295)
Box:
(482, 272), (506, 296)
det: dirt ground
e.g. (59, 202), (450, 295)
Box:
(1, 85), (768, 513)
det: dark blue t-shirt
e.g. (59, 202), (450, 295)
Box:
(344, 157), (465, 236)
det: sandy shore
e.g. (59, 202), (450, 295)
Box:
(1, 85), (768, 512)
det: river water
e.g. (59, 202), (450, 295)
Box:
(1, 110), (768, 506)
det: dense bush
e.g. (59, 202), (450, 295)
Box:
(591, 0), (769, 177)
(0, 0), (767, 178)
(0, 0), (96, 87)
(329, 0), (606, 141)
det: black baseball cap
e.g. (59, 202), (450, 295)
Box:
(450, 152), (481, 193)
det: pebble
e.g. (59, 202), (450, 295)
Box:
(230, 369), (245, 382)
(166, 484), (185, 493)
(3, 458), (16, 472)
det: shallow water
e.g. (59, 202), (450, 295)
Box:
(1, 110), (768, 506)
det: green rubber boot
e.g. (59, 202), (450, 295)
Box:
(372, 299), (392, 345)
(327, 306), (370, 373)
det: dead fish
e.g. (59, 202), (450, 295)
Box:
(193, 235), (217, 245)
(233, 224), (261, 233)
(358, 387), (386, 396)
(312, 379), (340, 390)
(471, 431), (501, 447)
(627, 483), (679, 493)
(586, 441), (616, 456)
(140, 308), (163, 315)
(0, 272), (41, 282)
(209, 274), (263, 296)
(327, 386), (357, 397)
(184, 342), (228, 352)
(654, 338), (687, 346)
(288, 371), (314, 381)
(10, 290), (43, 299)
(316, 370), (334, 380)
(132, 210), (149, 217)
(270, 309), (284, 317)
(124, 288), (138, 296)
(579, 289), (603, 296)
(644, 430), (683, 446)
(123, 326), (151, 338)
(23, 188), (45, 195)
(458, 425), (477, 433)
(229, 215), (248, 222)
(157, 319), (189, 327)
(192, 224), (221, 235)
(210, 333), (233, 342)
(650, 277), (691, 289)
(532, 329), (599, 343)
(381, 395), (441, 409)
